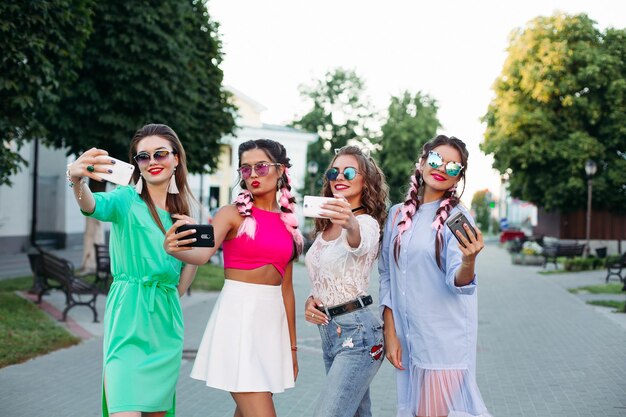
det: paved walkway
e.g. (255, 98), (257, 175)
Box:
(1, 244), (626, 416)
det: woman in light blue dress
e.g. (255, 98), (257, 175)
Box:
(379, 135), (491, 417)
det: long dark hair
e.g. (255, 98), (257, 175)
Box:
(129, 124), (194, 233)
(314, 146), (389, 240)
(393, 135), (469, 268)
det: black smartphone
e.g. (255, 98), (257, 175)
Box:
(176, 224), (215, 247)
(446, 212), (477, 248)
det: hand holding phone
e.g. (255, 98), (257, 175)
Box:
(94, 156), (135, 185)
(175, 224), (215, 247)
(446, 212), (477, 248)
(302, 196), (339, 218)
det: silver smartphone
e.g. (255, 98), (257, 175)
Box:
(95, 157), (135, 185)
(446, 211), (477, 248)
(302, 196), (338, 218)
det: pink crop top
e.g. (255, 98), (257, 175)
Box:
(222, 206), (294, 277)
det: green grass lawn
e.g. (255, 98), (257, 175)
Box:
(0, 265), (224, 369)
(190, 263), (225, 291)
(568, 282), (626, 313)
(0, 275), (33, 292)
(587, 300), (626, 312)
(0, 292), (80, 368)
(568, 283), (625, 294)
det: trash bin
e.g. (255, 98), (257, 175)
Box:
(595, 247), (607, 258)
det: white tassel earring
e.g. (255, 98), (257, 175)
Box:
(168, 169), (179, 194)
(135, 175), (143, 194)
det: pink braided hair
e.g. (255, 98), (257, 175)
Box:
(432, 193), (454, 269)
(394, 163), (422, 261)
(233, 189), (256, 239)
(279, 167), (304, 255)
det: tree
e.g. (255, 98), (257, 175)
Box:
(44, 0), (235, 271)
(471, 189), (491, 232)
(378, 91), (440, 203)
(0, 1), (93, 185)
(481, 13), (626, 213)
(292, 68), (376, 195)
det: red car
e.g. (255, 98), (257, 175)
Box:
(499, 229), (526, 244)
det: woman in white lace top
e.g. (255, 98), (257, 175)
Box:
(304, 146), (388, 417)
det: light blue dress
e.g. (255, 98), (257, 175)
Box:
(379, 200), (491, 417)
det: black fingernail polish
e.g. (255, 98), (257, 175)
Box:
(111, 159), (116, 164)
(108, 169), (113, 173)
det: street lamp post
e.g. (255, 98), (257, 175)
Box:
(307, 160), (319, 196)
(584, 160), (597, 258)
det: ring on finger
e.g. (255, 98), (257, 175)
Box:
(86, 165), (95, 173)
(310, 312), (314, 318)
(175, 241), (179, 248)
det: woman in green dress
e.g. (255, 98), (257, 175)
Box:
(66, 124), (198, 417)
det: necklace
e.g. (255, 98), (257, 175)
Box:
(351, 206), (364, 213)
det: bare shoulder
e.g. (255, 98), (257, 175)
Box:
(213, 204), (243, 226)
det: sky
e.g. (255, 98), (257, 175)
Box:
(207, 0), (625, 205)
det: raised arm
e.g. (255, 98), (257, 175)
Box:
(164, 205), (238, 265)
(66, 148), (116, 214)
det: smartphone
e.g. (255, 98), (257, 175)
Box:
(302, 196), (338, 218)
(446, 212), (477, 248)
(176, 224), (215, 247)
(95, 156), (135, 186)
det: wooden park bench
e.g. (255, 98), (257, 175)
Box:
(28, 250), (100, 322)
(542, 243), (586, 269)
(94, 243), (112, 294)
(606, 252), (626, 283)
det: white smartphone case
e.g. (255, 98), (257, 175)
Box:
(95, 157), (135, 185)
(302, 196), (337, 218)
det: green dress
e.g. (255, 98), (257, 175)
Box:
(85, 185), (183, 416)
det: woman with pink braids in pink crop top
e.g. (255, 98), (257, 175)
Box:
(164, 139), (303, 417)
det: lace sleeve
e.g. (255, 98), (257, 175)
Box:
(340, 214), (380, 257)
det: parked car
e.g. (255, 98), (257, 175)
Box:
(499, 229), (526, 244)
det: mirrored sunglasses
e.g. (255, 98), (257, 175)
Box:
(133, 149), (175, 166)
(326, 166), (359, 181)
(427, 150), (463, 177)
(238, 162), (281, 180)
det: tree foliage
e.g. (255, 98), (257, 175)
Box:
(471, 189), (491, 231)
(481, 13), (626, 213)
(43, 0), (235, 174)
(292, 68), (376, 194)
(378, 91), (440, 203)
(0, 1), (93, 185)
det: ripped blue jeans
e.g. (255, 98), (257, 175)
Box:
(313, 307), (384, 417)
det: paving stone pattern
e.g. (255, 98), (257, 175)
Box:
(1, 244), (625, 416)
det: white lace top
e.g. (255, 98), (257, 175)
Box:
(304, 214), (381, 307)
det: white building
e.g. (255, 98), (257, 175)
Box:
(0, 88), (317, 254)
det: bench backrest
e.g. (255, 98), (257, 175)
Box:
(543, 243), (585, 257)
(39, 252), (74, 284)
(94, 244), (110, 272)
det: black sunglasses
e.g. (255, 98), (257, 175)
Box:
(133, 149), (175, 166)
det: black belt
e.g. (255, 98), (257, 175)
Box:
(317, 295), (373, 318)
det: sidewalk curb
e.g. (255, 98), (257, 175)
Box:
(16, 291), (96, 340)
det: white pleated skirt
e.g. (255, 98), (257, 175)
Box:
(190, 279), (295, 393)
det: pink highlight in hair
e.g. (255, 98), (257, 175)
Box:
(278, 168), (304, 252)
(396, 173), (420, 245)
(233, 190), (257, 239)
(432, 195), (455, 252)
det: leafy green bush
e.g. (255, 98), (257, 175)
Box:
(563, 256), (605, 271)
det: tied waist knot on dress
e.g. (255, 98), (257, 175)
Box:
(115, 273), (178, 312)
